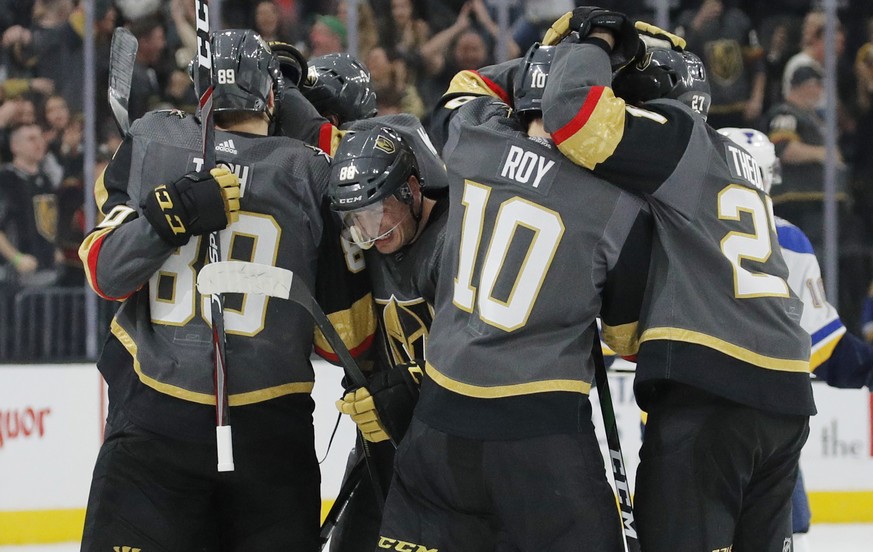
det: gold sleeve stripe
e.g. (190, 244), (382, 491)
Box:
(640, 327), (810, 372)
(602, 320), (640, 357)
(314, 292), (377, 362)
(771, 191), (848, 204)
(552, 86), (626, 170)
(78, 227), (126, 301)
(444, 70), (510, 104)
(111, 319), (314, 405)
(426, 362), (591, 398)
(809, 330), (846, 372)
(94, 166), (109, 214)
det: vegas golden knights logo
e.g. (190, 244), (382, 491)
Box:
(705, 39), (743, 87)
(378, 296), (432, 364)
(32, 194), (57, 242)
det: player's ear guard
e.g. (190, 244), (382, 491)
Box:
(336, 361), (423, 444)
(143, 167), (240, 247)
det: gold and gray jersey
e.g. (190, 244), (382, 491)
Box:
(417, 97), (652, 439)
(79, 110), (333, 437)
(365, 199), (448, 369)
(541, 40), (814, 416)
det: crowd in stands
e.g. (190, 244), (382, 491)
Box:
(1, 0), (873, 359)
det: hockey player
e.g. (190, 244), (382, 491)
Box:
(539, 9), (814, 552)
(77, 30), (369, 551)
(376, 42), (653, 552)
(328, 125), (449, 552)
(719, 126), (873, 550)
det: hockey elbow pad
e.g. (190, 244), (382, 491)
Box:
(143, 167), (240, 246)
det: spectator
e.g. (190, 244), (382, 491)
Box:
(41, 93), (69, 157)
(851, 23), (873, 242)
(0, 123), (57, 293)
(766, 65), (843, 253)
(366, 46), (425, 118)
(308, 14), (346, 57)
(675, 0), (766, 128)
(0, 95), (38, 163)
(337, 0), (379, 58)
(381, 0), (431, 66)
(127, 14), (168, 125)
(254, 0), (290, 43)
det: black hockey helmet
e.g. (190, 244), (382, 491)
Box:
(303, 53), (377, 124)
(210, 29), (281, 113)
(329, 126), (419, 212)
(612, 47), (711, 119)
(514, 43), (555, 116)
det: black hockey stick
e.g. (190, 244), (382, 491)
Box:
(591, 324), (641, 552)
(318, 453), (366, 549)
(197, 261), (386, 512)
(193, 0), (233, 472)
(108, 27), (137, 135)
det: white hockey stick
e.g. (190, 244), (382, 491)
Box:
(108, 27), (137, 135)
(197, 261), (368, 389)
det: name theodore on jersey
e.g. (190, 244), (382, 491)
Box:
(724, 143), (764, 191)
(499, 144), (556, 190)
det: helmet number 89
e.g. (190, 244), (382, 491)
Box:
(217, 69), (236, 84)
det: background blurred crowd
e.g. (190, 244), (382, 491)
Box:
(2, 0), (873, 359)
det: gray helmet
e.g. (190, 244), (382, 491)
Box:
(514, 43), (555, 116)
(329, 126), (418, 211)
(612, 47), (711, 119)
(210, 29), (281, 113)
(304, 53), (377, 124)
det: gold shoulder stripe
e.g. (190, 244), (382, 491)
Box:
(425, 362), (591, 398)
(444, 70), (510, 104)
(640, 327), (810, 372)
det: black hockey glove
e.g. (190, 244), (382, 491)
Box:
(570, 7), (641, 70)
(143, 167), (240, 247)
(268, 41), (308, 88)
(336, 361), (423, 444)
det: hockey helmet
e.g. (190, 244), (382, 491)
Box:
(514, 43), (555, 117)
(329, 126), (420, 249)
(304, 53), (377, 124)
(210, 29), (281, 113)
(718, 127), (782, 194)
(612, 47), (711, 119)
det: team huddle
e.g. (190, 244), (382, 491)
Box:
(76, 5), (873, 552)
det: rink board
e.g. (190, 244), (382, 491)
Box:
(0, 362), (871, 544)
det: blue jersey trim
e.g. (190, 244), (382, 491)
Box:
(810, 317), (845, 348)
(776, 222), (815, 255)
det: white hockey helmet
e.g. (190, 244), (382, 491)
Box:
(717, 127), (782, 194)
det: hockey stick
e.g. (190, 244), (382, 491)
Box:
(197, 261), (386, 515)
(108, 27), (137, 135)
(318, 453), (365, 549)
(193, 0), (233, 473)
(591, 324), (641, 552)
(197, 261), (368, 387)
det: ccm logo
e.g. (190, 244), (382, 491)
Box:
(338, 196), (362, 204)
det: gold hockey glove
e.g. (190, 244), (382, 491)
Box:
(337, 386), (391, 443)
(635, 21), (686, 51)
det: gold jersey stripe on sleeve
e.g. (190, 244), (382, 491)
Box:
(314, 292), (377, 361)
(444, 70), (510, 104)
(111, 319), (314, 405)
(94, 166), (109, 214)
(552, 86), (626, 170)
(426, 362), (592, 398)
(640, 327), (811, 372)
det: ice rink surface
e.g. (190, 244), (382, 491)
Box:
(1, 524), (872, 552)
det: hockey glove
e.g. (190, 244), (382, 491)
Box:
(268, 41), (308, 88)
(143, 167), (240, 247)
(572, 7), (641, 70)
(635, 21), (686, 51)
(336, 361), (423, 444)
